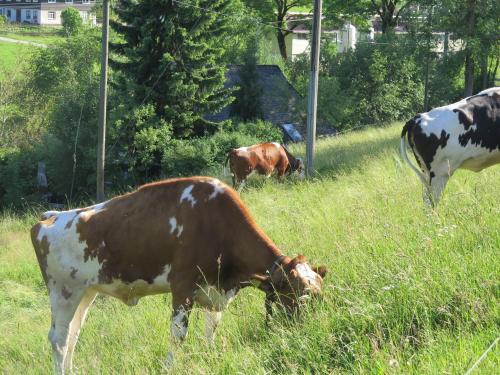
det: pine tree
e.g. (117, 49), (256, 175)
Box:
(110, 0), (236, 138)
(231, 37), (263, 121)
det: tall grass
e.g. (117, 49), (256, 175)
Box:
(0, 123), (498, 374)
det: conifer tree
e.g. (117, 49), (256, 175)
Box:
(231, 36), (263, 121)
(110, 0), (236, 138)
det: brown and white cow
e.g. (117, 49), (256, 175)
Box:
(31, 177), (326, 374)
(226, 142), (304, 191)
(401, 87), (500, 206)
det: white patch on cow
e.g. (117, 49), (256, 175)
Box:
(236, 146), (248, 152)
(176, 225), (184, 237)
(194, 285), (237, 311)
(171, 307), (188, 340)
(37, 211), (103, 294)
(272, 142), (281, 149)
(169, 217), (177, 234)
(296, 263), (320, 289)
(169, 217), (183, 238)
(179, 184), (197, 207)
(208, 179), (225, 200)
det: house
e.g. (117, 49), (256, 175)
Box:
(0, 0), (95, 25)
(206, 64), (302, 127)
(266, 12), (374, 59)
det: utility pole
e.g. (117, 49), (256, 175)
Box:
(306, 0), (322, 178)
(97, 0), (110, 202)
(423, 5), (433, 112)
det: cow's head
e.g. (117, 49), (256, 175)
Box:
(255, 255), (327, 317)
(289, 157), (305, 179)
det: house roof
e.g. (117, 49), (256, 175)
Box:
(206, 65), (301, 126)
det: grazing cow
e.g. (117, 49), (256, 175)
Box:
(226, 142), (304, 191)
(31, 177), (326, 374)
(400, 87), (500, 206)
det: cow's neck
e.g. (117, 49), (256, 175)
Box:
(236, 225), (288, 277)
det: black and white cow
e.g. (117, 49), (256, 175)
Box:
(400, 87), (500, 206)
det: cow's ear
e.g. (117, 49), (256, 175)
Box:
(312, 265), (327, 278)
(454, 108), (474, 129)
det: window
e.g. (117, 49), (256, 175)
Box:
(26, 9), (30, 19)
(80, 11), (88, 20)
(82, 0), (89, 3)
(33, 10), (37, 19)
(48, 11), (55, 20)
(48, 0), (56, 3)
(6, 9), (10, 17)
(66, 0), (73, 2)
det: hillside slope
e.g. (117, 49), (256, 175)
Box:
(1, 123), (499, 374)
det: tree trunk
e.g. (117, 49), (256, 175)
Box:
(480, 50), (488, 90)
(464, 51), (474, 97)
(464, 0), (476, 96)
(276, 10), (288, 60)
(277, 30), (288, 60)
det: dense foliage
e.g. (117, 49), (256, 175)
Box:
(110, 0), (236, 138)
(61, 8), (83, 36)
(230, 36), (264, 121)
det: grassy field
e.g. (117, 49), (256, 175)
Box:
(0, 41), (32, 79)
(0, 25), (63, 44)
(0, 124), (499, 374)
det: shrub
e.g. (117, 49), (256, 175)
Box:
(161, 120), (283, 177)
(61, 8), (83, 36)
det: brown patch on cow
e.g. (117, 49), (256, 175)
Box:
(61, 286), (72, 299)
(31, 223), (51, 286)
(73, 177), (283, 290)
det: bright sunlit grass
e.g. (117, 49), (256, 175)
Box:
(1, 123), (499, 373)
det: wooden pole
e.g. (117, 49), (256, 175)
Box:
(306, 0), (322, 178)
(97, 0), (110, 202)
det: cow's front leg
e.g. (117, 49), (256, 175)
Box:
(165, 288), (194, 367)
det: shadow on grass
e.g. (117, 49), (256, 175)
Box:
(313, 130), (400, 178)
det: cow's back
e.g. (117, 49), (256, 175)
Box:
(31, 177), (271, 303)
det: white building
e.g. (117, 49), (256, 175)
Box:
(0, 0), (96, 26)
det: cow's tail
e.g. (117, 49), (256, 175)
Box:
(400, 121), (429, 188)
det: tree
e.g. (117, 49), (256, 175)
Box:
(433, 0), (499, 95)
(325, 0), (416, 33)
(245, 0), (311, 60)
(231, 36), (263, 121)
(61, 8), (83, 36)
(110, 0), (236, 138)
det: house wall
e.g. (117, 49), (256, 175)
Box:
(39, 9), (59, 24)
(291, 36), (309, 59)
(0, 1), (95, 25)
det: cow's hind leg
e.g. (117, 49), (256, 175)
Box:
(48, 287), (88, 375)
(429, 174), (450, 207)
(63, 289), (97, 372)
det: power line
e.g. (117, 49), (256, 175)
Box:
(172, 0), (296, 34)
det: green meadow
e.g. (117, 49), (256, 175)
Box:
(0, 123), (498, 374)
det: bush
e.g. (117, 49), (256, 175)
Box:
(61, 8), (83, 36)
(161, 120), (283, 177)
(0, 15), (7, 26)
